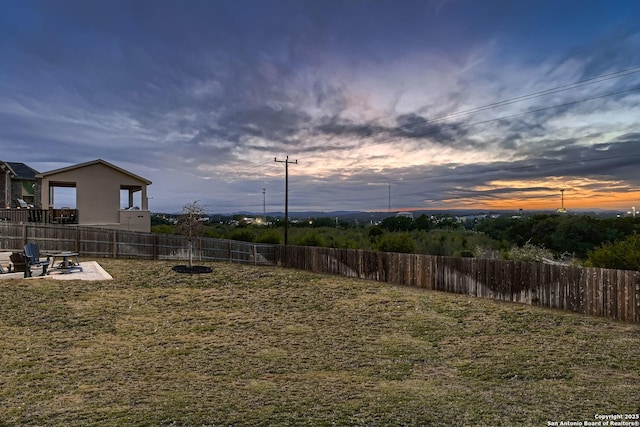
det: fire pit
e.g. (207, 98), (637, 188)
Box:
(171, 265), (213, 274)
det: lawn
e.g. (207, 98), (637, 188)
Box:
(0, 259), (638, 426)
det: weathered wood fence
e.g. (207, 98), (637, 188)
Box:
(0, 223), (276, 265)
(2, 223), (639, 323)
(277, 246), (640, 323)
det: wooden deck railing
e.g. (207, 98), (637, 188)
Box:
(0, 208), (78, 224)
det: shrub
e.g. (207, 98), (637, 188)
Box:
(231, 229), (255, 242)
(151, 224), (175, 235)
(377, 233), (416, 254)
(298, 232), (325, 247)
(507, 242), (555, 263)
(256, 230), (282, 244)
(586, 234), (640, 270)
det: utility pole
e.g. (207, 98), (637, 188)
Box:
(388, 183), (391, 213)
(274, 156), (297, 245)
(262, 188), (266, 225)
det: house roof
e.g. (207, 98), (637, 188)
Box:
(0, 161), (39, 180)
(36, 159), (152, 185)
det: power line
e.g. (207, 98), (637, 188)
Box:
(301, 85), (640, 160)
(294, 65), (640, 159)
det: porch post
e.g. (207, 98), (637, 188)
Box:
(141, 186), (148, 210)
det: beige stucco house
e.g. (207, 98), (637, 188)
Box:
(35, 159), (152, 232)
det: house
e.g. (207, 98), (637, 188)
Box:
(0, 161), (39, 208)
(35, 159), (152, 232)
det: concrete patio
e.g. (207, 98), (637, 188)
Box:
(0, 252), (113, 281)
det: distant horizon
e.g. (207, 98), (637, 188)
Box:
(156, 206), (636, 218)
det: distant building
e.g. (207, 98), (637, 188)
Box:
(396, 211), (413, 220)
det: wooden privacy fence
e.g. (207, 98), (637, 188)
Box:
(277, 245), (640, 323)
(0, 223), (277, 265)
(2, 223), (639, 322)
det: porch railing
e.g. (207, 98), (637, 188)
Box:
(0, 208), (78, 224)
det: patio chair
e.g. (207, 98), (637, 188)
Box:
(10, 252), (30, 278)
(17, 198), (34, 208)
(23, 243), (51, 276)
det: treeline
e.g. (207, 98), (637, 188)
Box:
(152, 213), (640, 271)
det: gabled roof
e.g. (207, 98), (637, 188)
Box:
(36, 159), (152, 185)
(0, 161), (39, 180)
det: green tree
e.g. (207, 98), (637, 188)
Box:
(413, 214), (433, 231)
(368, 226), (384, 243)
(549, 216), (605, 257)
(586, 234), (640, 271)
(380, 216), (413, 232)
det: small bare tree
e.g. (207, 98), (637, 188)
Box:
(176, 200), (205, 267)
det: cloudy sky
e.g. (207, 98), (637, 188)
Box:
(2, 0), (640, 214)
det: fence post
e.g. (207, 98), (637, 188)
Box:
(112, 231), (117, 258)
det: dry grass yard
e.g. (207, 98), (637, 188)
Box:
(0, 259), (638, 426)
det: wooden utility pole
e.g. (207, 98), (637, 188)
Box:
(274, 156), (297, 245)
(262, 188), (266, 224)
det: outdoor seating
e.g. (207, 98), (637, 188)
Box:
(23, 243), (51, 276)
(9, 252), (30, 278)
(17, 198), (34, 209)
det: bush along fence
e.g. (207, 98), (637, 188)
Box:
(1, 223), (638, 323)
(276, 245), (640, 323)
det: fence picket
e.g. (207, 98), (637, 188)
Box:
(1, 223), (638, 322)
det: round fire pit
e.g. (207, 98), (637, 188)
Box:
(171, 265), (213, 274)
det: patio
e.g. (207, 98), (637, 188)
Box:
(0, 252), (112, 281)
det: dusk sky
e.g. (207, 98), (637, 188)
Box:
(1, 0), (640, 214)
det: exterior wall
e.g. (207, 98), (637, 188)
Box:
(119, 210), (151, 232)
(11, 181), (22, 207)
(0, 173), (33, 208)
(0, 170), (8, 208)
(77, 211), (150, 232)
